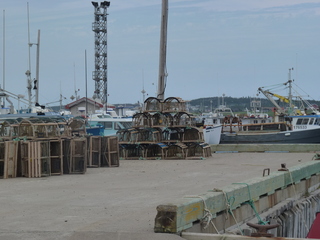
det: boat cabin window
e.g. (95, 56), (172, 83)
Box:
(253, 120), (258, 124)
(296, 118), (310, 125)
(314, 118), (320, 125)
(98, 122), (112, 129)
(261, 120), (266, 123)
(309, 118), (314, 125)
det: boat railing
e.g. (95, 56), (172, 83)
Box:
(222, 121), (290, 133)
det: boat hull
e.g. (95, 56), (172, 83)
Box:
(220, 128), (320, 144)
(203, 125), (222, 144)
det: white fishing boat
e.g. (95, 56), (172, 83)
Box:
(198, 104), (234, 144)
(203, 125), (222, 144)
(87, 112), (133, 136)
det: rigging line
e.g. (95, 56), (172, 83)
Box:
(261, 83), (285, 90)
(293, 82), (313, 99)
(232, 182), (268, 225)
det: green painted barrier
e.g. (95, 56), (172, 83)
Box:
(210, 144), (320, 153)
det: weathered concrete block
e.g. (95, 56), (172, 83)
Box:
(154, 161), (320, 234)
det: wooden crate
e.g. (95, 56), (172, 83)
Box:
(64, 138), (87, 174)
(49, 139), (63, 175)
(186, 142), (212, 159)
(20, 141), (50, 178)
(4, 141), (18, 178)
(0, 142), (4, 178)
(101, 136), (119, 167)
(40, 141), (50, 177)
(166, 142), (188, 159)
(21, 141), (41, 178)
(0, 141), (18, 179)
(87, 136), (101, 167)
(144, 143), (168, 160)
(119, 143), (147, 160)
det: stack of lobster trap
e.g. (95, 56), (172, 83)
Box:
(0, 117), (119, 179)
(118, 97), (212, 160)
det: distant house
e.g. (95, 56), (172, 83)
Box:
(64, 97), (105, 116)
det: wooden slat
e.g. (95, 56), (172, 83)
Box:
(3, 141), (18, 178)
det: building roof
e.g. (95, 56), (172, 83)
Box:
(64, 97), (104, 109)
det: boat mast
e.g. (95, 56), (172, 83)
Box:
(157, 0), (168, 101)
(288, 68), (293, 107)
(287, 67), (293, 114)
(26, 3), (32, 109)
(2, 10), (5, 108)
(26, 3), (40, 108)
(35, 29), (40, 104)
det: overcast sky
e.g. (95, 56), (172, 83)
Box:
(1, 0), (320, 108)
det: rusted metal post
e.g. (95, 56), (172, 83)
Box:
(247, 222), (280, 237)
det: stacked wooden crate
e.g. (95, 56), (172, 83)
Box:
(86, 136), (120, 168)
(49, 139), (63, 175)
(0, 116), (121, 179)
(118, 96), (210, 160)
(0, 141), (18, 179)
(101, 136), (119, 167)
(87, 136), (101, 167)
(63, 138), (87, 174)
(20, 141), (50, 178)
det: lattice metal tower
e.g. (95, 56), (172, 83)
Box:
(92, 1), (110, 106)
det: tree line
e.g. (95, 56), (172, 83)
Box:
(189, 96), (320, 113)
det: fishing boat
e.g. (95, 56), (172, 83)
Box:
(203, 125), (222, 144)
(199, 105), (233, 144)
(220, 70), (320, 144)
(87, 112), (133, 136)
(220, 114), (320, 144)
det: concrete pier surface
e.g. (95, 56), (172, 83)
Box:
(0, 152), (318, 240)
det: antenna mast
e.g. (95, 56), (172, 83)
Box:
(26, 3), (40, 108)
(92, 1), (110, 108)
(157, 0), (168, 101)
